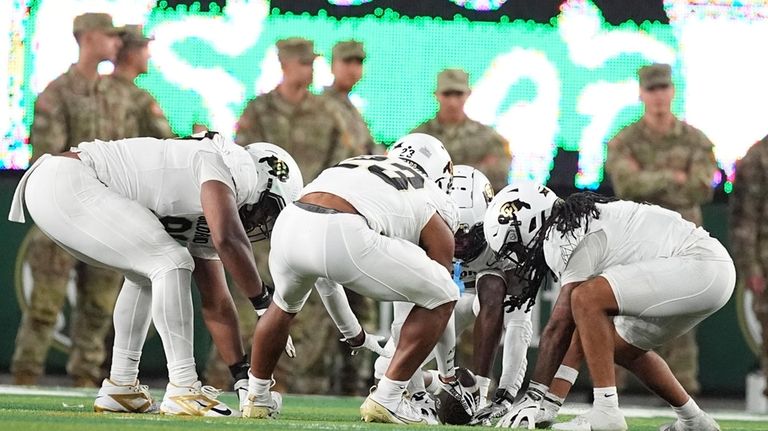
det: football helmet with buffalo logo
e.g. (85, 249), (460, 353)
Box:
(483, 182), (558, 264)
(450, 165), (494, 263)
(240, 142), (303, 241)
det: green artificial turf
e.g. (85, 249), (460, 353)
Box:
(0, 391), (766, 430)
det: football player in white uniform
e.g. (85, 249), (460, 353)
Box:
(485, 184), (734, 431)
(8, 132), (301, 417)
(371, 166), (532, 424)
(243, 133), (460, 424)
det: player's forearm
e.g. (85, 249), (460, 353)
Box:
(472, 297), (504, 376)
(215, 238), (264, 298)
(532, 317), (575, 384)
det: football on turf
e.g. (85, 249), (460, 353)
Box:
(435, 367), (480, 425)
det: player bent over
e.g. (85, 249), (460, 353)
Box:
(483, 184), (733, 431)
(370, 165), (532, 424)
(9, 132), (302, 417)
(244, 133), (459, 424)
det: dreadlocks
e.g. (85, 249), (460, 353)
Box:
(511, 192), (619, 312)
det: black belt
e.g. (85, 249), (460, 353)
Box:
(294, 201), (342, 214)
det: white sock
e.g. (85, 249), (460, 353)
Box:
(373, 376), (408, 411)
(424, 370), (440, 394)
(152, 268), (197, 386)
(248, 370), (272, 403)
(672, 397), (702, 421)
(110, 348), (143, 385)
(110, 277), (152, 385)
(593, 386), (619, 409)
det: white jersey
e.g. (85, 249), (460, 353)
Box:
(75, 135), (263, 259)
(302, 156), (458, 244)
(457, 245), (514, 288)
(543, 200), (711, 284)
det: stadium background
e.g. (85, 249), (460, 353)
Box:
(0, 0), (766, 395)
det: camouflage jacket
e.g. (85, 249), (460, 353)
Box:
(29, 65), (135, 161)
(605, 117), (717, 226)
(411, 116), (512, 192)
(235, 89), (353, 181)
(730, 136), (768, 280)
(320, 87), (375, 154)
(101, 74), (174, 139)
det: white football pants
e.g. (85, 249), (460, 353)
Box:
(21, 156), (198, 385)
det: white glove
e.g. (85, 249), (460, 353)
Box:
(284, 335), (296, 358)
(342, 332), (394, 358)
(496, 389), (543, 429)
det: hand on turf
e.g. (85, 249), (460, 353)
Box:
(495, 390), (542, 429)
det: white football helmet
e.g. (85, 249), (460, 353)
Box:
(450, 165), (494, 262)
(241, 142), (304, 241)
(483, 182), (558, 263)
(388, 133), (453, 193)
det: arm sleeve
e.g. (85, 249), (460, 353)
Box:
(730, 141), (767, 279)
(314, 277), (363, 339)
(29, 84), (69, 161)
(235, 99), (265, 146)
(187, 243), (221, 260)
(560, 230), (607, 286)
(605, 135), (676, 201)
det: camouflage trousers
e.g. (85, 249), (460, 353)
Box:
(12, 226), (122, 384)
(753, 286), (768, 393)
(203, 241), (376, 395)
(655, 328), (700, 395)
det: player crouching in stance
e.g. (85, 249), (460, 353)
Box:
(8, 132), (302, 417)
(243, 133), (459, 424)
(484, 184), (733, 430)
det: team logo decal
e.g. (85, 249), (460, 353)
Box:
(497, 199), (530, 225)
(259, 156), (289, 182)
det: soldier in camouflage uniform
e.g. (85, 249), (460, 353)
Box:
(205, 37), (354, 393)
(605, 63), (719, 395)
(411, 68), (511, 192)
(321, 40), (375, 155)
(101, 25), (174, 139)
(319, 40), (378, 395)
(730, 135), (768, 395)
(12, 13), (125, 387)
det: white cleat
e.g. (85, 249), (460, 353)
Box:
(242, 391), (282, 419)
(552, 408), (628, 431)
(93, 379), (158, 413)
(410, 391), (439, 425)
(360, 389), (428, 425)
(160, 381), (235, 417)
(658, 412), (721, 431)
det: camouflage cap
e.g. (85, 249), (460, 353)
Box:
(73, 13), (123, 36)
(332, 40), (366, 61)
(437, 68), (470, 93)
(276, 37), (318, 64)
(638, 63), (673, 89)
(120, 24), (153, 47)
